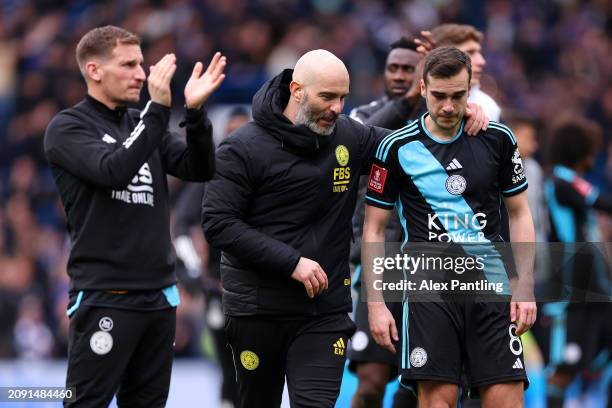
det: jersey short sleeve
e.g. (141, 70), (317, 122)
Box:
(495, 123), (528, 197)
(365, 141), (402, 209)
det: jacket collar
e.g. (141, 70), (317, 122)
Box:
(85, 94), (128, 122)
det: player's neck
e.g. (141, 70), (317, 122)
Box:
(425, 115), (462, 141)
(87, 88), (121, 111)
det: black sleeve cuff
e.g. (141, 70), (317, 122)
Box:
(281, 252), (302, 277)
(365, 196), (395, 209)
(501, 181), (528, 197)
(179, 106), (208, 128)
(147, 101), (171, 117)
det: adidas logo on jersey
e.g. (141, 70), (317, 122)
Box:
(333, 337), (346, 356)
(512, 358), (523, 369)
(446, 158), (463, 170)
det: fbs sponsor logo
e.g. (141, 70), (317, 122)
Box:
(368, 164), (388, 194)
(333, 337), (346, 356)
(410, 347), (427, 367)
(240, 350), (259, 370)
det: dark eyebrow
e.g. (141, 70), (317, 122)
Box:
(318, 91), (349, 98)
(120, 57), (143, 65)
(388, 63), (415, 68)
(431, 91), (448, 97)
(431, 90), (467, 97)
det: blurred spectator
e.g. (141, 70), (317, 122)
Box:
(538, 115), (611, 408)
(13, 294), (54, 359)
(510, 115), (548, 243)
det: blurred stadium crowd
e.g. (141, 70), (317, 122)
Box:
(0, 0), (610, 370)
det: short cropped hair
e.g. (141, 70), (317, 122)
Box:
(431, 24), (483, 47)
(76, 25), (140, 76)
(422, 47), (472, 85)
(389, 36), (418, 52)
(549, 116), (602, 167)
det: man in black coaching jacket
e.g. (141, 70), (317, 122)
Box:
(44, 25), (225, 407)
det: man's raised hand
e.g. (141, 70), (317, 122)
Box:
(148, 53), (177, 107)
(184, 52), (227, 109)
(414, 30), (436, 57)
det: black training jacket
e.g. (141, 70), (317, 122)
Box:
(44, 95), (215, 291)
(202, 69), (388, 317)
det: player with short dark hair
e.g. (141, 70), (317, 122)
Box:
(44, 25), (226, 406)
(350, 37), (425, 130)
(363, 47), (536, 408)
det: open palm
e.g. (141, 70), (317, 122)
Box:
(184, 52), (227, 109)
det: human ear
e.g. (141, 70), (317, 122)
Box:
(86, 61), (102, 83)
(290, 81), (304, 102)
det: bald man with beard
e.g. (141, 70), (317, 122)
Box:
(202, 50), (488, 408)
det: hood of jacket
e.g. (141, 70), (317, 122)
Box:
(252, 68), (332, 156)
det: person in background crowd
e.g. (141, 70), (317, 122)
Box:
(539, 116), (612, 408)
(427, 24), (501, 121)
(510, 115), (548, 243)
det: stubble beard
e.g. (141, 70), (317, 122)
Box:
(295, 95), (336, 136)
